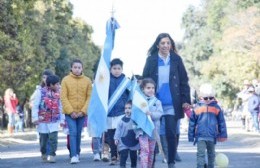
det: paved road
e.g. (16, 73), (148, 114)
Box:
(0, 121), (260, 168)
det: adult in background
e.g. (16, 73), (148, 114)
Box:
(142, 33), (191, 168)
(247, 86), (260, 132)
(4, 88), (19, 135)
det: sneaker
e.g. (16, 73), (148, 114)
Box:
(162, 158), (167, 163)
(109, 160), (117, 165)
(93, 153), (101, 161)
(102, 153), (109, 162)
(41, 154), (47, 162)
(47, 155), (56, 163)
(109, 156), (117, 165)
(168, 163), (176, 168)
(70, 156), (79, 164)
(76, 154), (80, 161)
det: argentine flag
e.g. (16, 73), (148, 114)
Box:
(87, 18), (120, 137)
(131, 79), (155, 137)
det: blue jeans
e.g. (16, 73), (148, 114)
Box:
(65, 115), (85, 157)
(252, 113), (259, 131)
(15, 120), (24, 132)
(92, 137), (102, 154)
(8, 113), (15, 127)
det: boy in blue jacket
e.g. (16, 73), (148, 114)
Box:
(188, 83), (227, 168)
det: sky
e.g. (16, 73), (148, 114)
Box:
(69, 0), (201, 77)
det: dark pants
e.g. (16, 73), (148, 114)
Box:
(197, 140), (215, 168)
(164, 115), (177, 165)
(105, 129), (117, 158)
(119, 149), (137, 167)
(40, 131), (58, 156)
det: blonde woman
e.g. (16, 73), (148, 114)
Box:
(4, 88), (19, 135)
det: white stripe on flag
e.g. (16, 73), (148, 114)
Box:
(108, 77), (130, 112)
(95, 57), (110, 113)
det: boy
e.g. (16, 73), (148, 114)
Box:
(32, 75), (64, 163)
(188, 83), (227, 168)
(114, 100), (139, 168)
(92, 58), (130, 164)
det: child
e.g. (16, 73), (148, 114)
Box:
(15, 102), (25, 132)
(114, 100), (139, 168)
(134, 78), (163, 168)
(188, 83), (227, 168)
(32, 75), (64, 163)
(61, 59), (92, 164)
(30, 69), (53, 155)
(103, 58), (130, 165)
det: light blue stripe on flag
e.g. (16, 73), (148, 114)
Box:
(131, 81), (155, 137)
(108, 77), (130, 112)
(87, 18), (119, 137)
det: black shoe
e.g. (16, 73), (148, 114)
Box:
(168, 163), (176, 168)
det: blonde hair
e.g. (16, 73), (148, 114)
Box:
(4, 88), (14, 99)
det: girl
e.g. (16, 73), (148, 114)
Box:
(135, 78), (163, 168)
(61, 59), (92, 164)
(4, 88), (19, 135)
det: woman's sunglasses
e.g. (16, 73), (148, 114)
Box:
(203, 97), (214, 101)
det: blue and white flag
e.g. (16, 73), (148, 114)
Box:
(131, 79), (155, 137)
(108, 77), (131, 113)
(87, 18), (120, 137)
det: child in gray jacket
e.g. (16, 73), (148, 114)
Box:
(114, 100), (139, 168)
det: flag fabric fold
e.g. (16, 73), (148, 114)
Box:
(87, 18), (119, 137)
(131, 79), (155, 137)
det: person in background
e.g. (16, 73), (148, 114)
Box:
(4, 88), (19, 135)
(32, 75), (64, 163)
(142, 33), (191, 168)
(15, 100), (25, 132)
(237, 80), (252, 131)
(247, 86), (260, 133)
(61, 59), (92, 164)
(188, 83), (227, 168)
(114, 100), (139, 168)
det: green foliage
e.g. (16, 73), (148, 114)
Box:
(0, 0), (100, 100)
(180, 0), (260, 108)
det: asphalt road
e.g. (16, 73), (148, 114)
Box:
(0, 121), (259, 168)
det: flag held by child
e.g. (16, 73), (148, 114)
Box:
(131, 79), (155, 137)
(87, 18), (120, 137)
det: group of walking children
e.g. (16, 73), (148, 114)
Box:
(32, 59), (92, 164)
(30, 32), (228, 168)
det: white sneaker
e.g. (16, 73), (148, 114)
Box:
(47, 155), (56, 163)
(70, 156), (79, 164)
(93, 153), (101, 161)
(76, 154), (80, 161)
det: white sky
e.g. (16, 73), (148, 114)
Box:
(69, 0), (200, 77)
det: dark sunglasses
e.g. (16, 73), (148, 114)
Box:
(203, 97), (214, 101)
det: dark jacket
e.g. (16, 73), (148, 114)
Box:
(188, 101), (227, 144)
(108, 73), (129, 117)
(142, 52), (190, 119)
